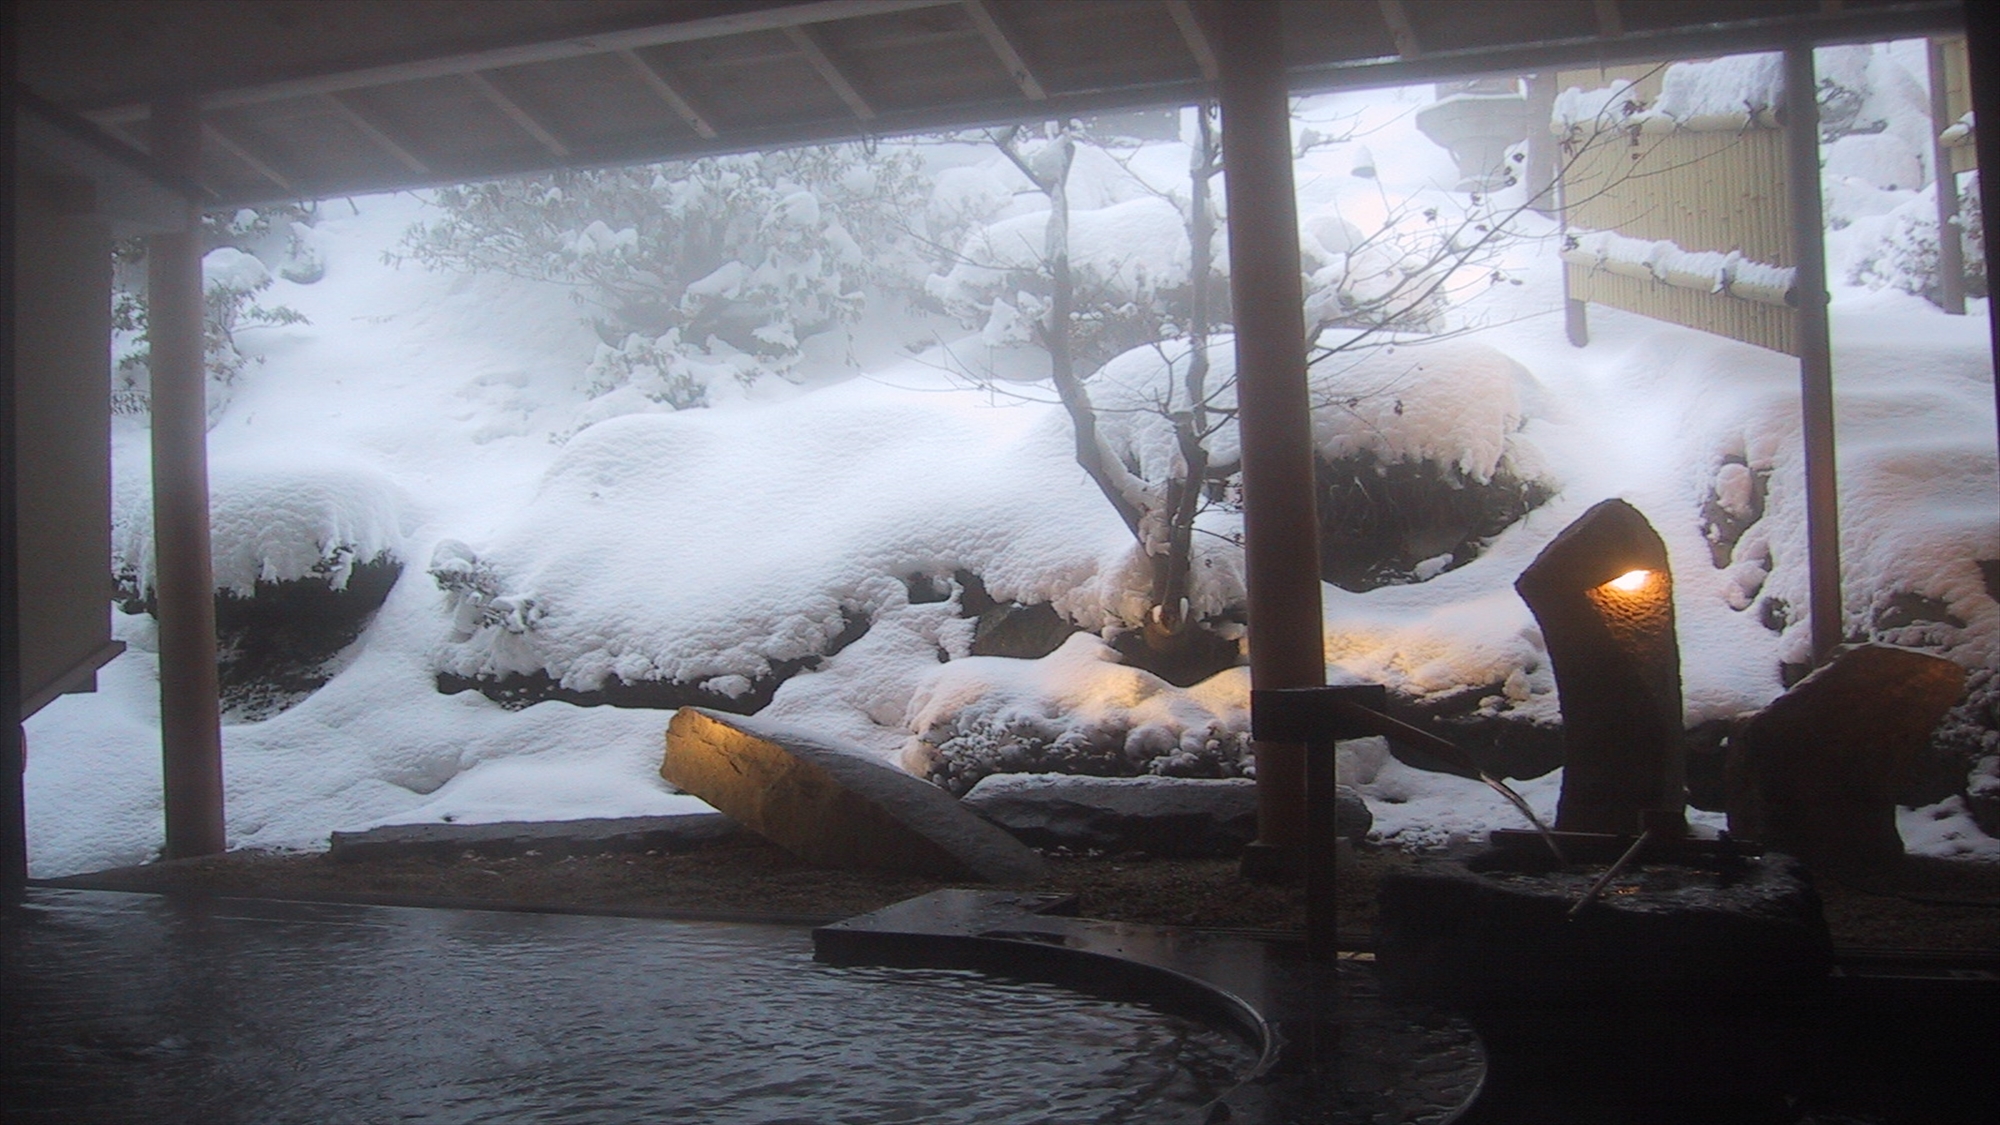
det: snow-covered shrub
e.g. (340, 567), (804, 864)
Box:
(397, 146), (931, 409)
(112, 453), (408, 720)
(115, 452), (408, 604)
(905, 633), (1252, 795)
(1848, 173), (1986, 305)
(111, 245), (309, 418)
(1306, 333), (1553, 587)
(1298, 201), (1481, 335)
(927, 194), (1199, 372)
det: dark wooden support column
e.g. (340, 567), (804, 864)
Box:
(1965, 2), (2000, 471)
(1211, 2), (1325, 876)
(3, 7), (25, 899)
(147, 96), (226, 859)
(1784, 46), (1843, 665)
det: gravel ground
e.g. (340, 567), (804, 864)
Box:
(36, 837), (2000, 950)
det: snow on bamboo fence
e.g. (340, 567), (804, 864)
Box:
(1555, 58), (1799, 356)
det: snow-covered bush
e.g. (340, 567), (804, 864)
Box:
(905, 633), (1252, 795)
(397, 147), (931, 408)
(114, 452), (408, 604)
(1848, 173), (1986, 305)
(928, 193), (1198, 373)
(111, 244), (309, 418)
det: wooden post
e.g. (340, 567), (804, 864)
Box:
(1965, 2), (2000, 471)
(3, 19), (24, 898)
(1928, 38), (1966, 316)
(1524, 72), (1559, 216)
(1784, 46), (1843, 665)
(147, 96), (226, 859)
(1210, 2), (1325, 877)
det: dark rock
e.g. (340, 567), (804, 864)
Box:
(204, 552), (402, 721)
(1681, 717), (1740, 812)
(1317, 450), (1552, 592)
(438, 606), (869, 713)
(960, 774), (1366, 857)
(971, 602), (1077, 660)
(663, 707), (1046, 883)
(902, 572), (952, 604)
(1698, 457), (1768, 568)
(1375, 851), (1832, 999)
(328, 813), (739, 862)
(1516, 499), (1685, 835)
(1727, 643), (1966, 870)
(1106, 624), (1242, 688)
(1382, 686), (1564, 780)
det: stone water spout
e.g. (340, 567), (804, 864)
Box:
(1515, 498), (1686, 837)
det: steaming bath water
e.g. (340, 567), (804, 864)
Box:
(1, 890), (1252, 1123)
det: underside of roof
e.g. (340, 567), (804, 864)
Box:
(15, 0), (1967, 208)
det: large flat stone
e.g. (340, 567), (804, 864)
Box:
(663, 708), (1046, 883)
(961, 773), (1371, 856)
(328, 813), (739, 863)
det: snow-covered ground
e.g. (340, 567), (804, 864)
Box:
(24, 48), (2000, 876)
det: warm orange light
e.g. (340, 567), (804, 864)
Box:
(1604, 569), (1651, 592)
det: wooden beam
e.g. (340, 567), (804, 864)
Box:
(203, 121), (295, 194)
(617, 49), (718, 140)
(784, 24), (875, 121)
(464, 71), (570, 159)
(1594, 0), (1625, 38)
(147, 95), (228, 861)
(87, 0), (955, 124)
(1378, 0), (1422, 59)
(1167, 0), (1219, 83)
(961, 0), (1046, 101)
(1784, 46), (1843, 664)
(321, 92), (430, 175)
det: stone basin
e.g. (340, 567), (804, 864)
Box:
(1376, 844), (1833, 1001)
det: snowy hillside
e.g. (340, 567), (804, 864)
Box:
(24, 48), (2000, 876)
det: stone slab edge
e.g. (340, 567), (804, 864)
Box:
(329, 813), (740, 863)
(666, 707), (1047, 883)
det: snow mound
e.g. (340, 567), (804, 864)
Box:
(928, 196), (1192, 311)
(904, 633), (1252, 793)
(117, 450), (409, 596)
(1309, 332), (1534, 482)
(434, 374), (1138, 690)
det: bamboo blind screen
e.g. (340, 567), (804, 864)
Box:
(1556, 63), (1797, 356)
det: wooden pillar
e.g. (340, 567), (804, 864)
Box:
(1523, 72), (1559, 216)
(1211, 2), (1325, 875)
(147, 96), (226, 859)
(1927, 38), (1967, 316)
(1966, 2), (2000, 468)
(1784, 46), (1843, 665)
(3, 18), (24, 899)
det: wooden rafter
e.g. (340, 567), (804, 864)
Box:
(203, 121), (295, 193)
(464, 71), (570, 159)
(617, 49), (718, 140)
(320, 92), (429, 175)
(1167, 0), (1219, 83)
(961, 0), (1045, 101)
(1594, 0), (1626, 37)
(1378, 0), (1422, 59)
(85, 0), (954, 124)
(784, 24), (875, 121)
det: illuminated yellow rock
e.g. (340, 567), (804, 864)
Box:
(663, 708), (1047, 883)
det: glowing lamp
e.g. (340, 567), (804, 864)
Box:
(1514, 499), (1683, 835)
(1603, 569), (1651, 593)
